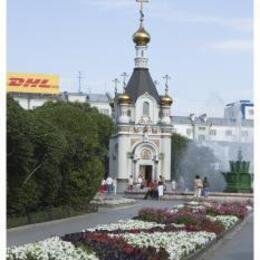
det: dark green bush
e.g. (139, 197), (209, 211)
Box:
(7, 97), (114, 217)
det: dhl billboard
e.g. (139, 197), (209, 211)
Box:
(7, 73), (59, 94)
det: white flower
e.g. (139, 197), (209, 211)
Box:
(7, 237), (98, 260)
(86, 219), (165, 232)
(206, 215), (239, 230)
(110, 231), (216, 260)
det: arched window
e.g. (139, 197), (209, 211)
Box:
(143, 101), (150, 116)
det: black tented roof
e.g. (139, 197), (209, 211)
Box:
(125, 68), (160, 104)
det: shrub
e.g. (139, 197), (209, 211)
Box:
(7, 98), (114, 217)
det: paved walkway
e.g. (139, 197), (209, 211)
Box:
(7, 199), (182, 247)
(198, 214), (253, 260)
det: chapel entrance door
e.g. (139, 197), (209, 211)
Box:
(140, 165), (153, 186)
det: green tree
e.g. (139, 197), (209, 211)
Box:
(171, 133), (189, 180)
(7, 98), (114, 216)
(7, 97), (39, 216)
(32, 101), (113, 207)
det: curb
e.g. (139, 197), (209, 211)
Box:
(184, 212), (253, 260)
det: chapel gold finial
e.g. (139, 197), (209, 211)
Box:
(133, 0), (151, 46)
(160, 74), (173, 106)
(137, 0), (149, 26)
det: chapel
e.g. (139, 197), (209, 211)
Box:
(109, 0), (173, 191)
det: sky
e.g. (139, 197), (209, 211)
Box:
(7, 0), (253, 116)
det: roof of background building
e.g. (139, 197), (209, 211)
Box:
(226, 100), (253, 107)
(87, 94), (112, 102)
(125, 68), (160, 103)
(172, 116), (253, 127)
(62, 92), (112, 103)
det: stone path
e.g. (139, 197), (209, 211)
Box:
(7, 199), (182, 247)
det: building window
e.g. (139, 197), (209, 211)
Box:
(210, 129), (217, 136)
(198, 126), (206, 131)
(186, 128), (192, 135)
(127, 110), (131, 117)
(198, 135), (205, 141)
(143, 101), (150, 116)
(225, 130), (232, 136)
(241, 131), (248, 137)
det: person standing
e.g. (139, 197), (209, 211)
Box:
(193, 175), (203, 200)
(137, 174), (144, 190)
(144, 180), (154, 200)
(202, 177), (209, 199)
(153, 180), (159, 199)
(158, 180), (164, 200)
(99, 178), (106, 200)
(171, 179), (176, 192)
(106, 175), (114, 195)
(159, 175), (166, 191)
(128, 175), (134, 191)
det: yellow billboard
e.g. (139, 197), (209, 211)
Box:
(7, 73), (59, 94)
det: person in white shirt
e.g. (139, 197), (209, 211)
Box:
(137, 174), (144, 189)
(172, 179), (176, 191)
(158, 181), (164, 200)
(106, 176), (114, 194)
(193, 175), (203, 200)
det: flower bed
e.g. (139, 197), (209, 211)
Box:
(7, 201), (252, 260)
(86, 219), (165, 232)
(114, 231), (216, 260)
(7, 237), (98, 260)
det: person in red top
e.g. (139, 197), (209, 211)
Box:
(144, 180), (156, 200)
(99, 178), (106, 200)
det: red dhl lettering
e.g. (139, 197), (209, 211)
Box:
(8, 77), (51, 88)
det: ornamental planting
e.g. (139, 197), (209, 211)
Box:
(7, 200), (252, 260)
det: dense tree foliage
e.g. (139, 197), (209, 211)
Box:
(7, 97), (114, 217)
(171, 133), (189, 180)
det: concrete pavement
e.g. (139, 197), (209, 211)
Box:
(7, 199), (182, 247)
(198, 214), (253, 260)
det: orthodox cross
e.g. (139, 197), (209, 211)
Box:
(163, 74), (171, 95)
(120, 72), (129, 92)
(112, 78), (120, 95)
(136, 0), (149, 25)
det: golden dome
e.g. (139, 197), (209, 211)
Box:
(160, 95), (173, 106)
(133, 26), (151, 46)
(118, 93), (131, 104)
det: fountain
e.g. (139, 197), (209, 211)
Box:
(222, 149), (253, 193)
(221, 102), (253, 193)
